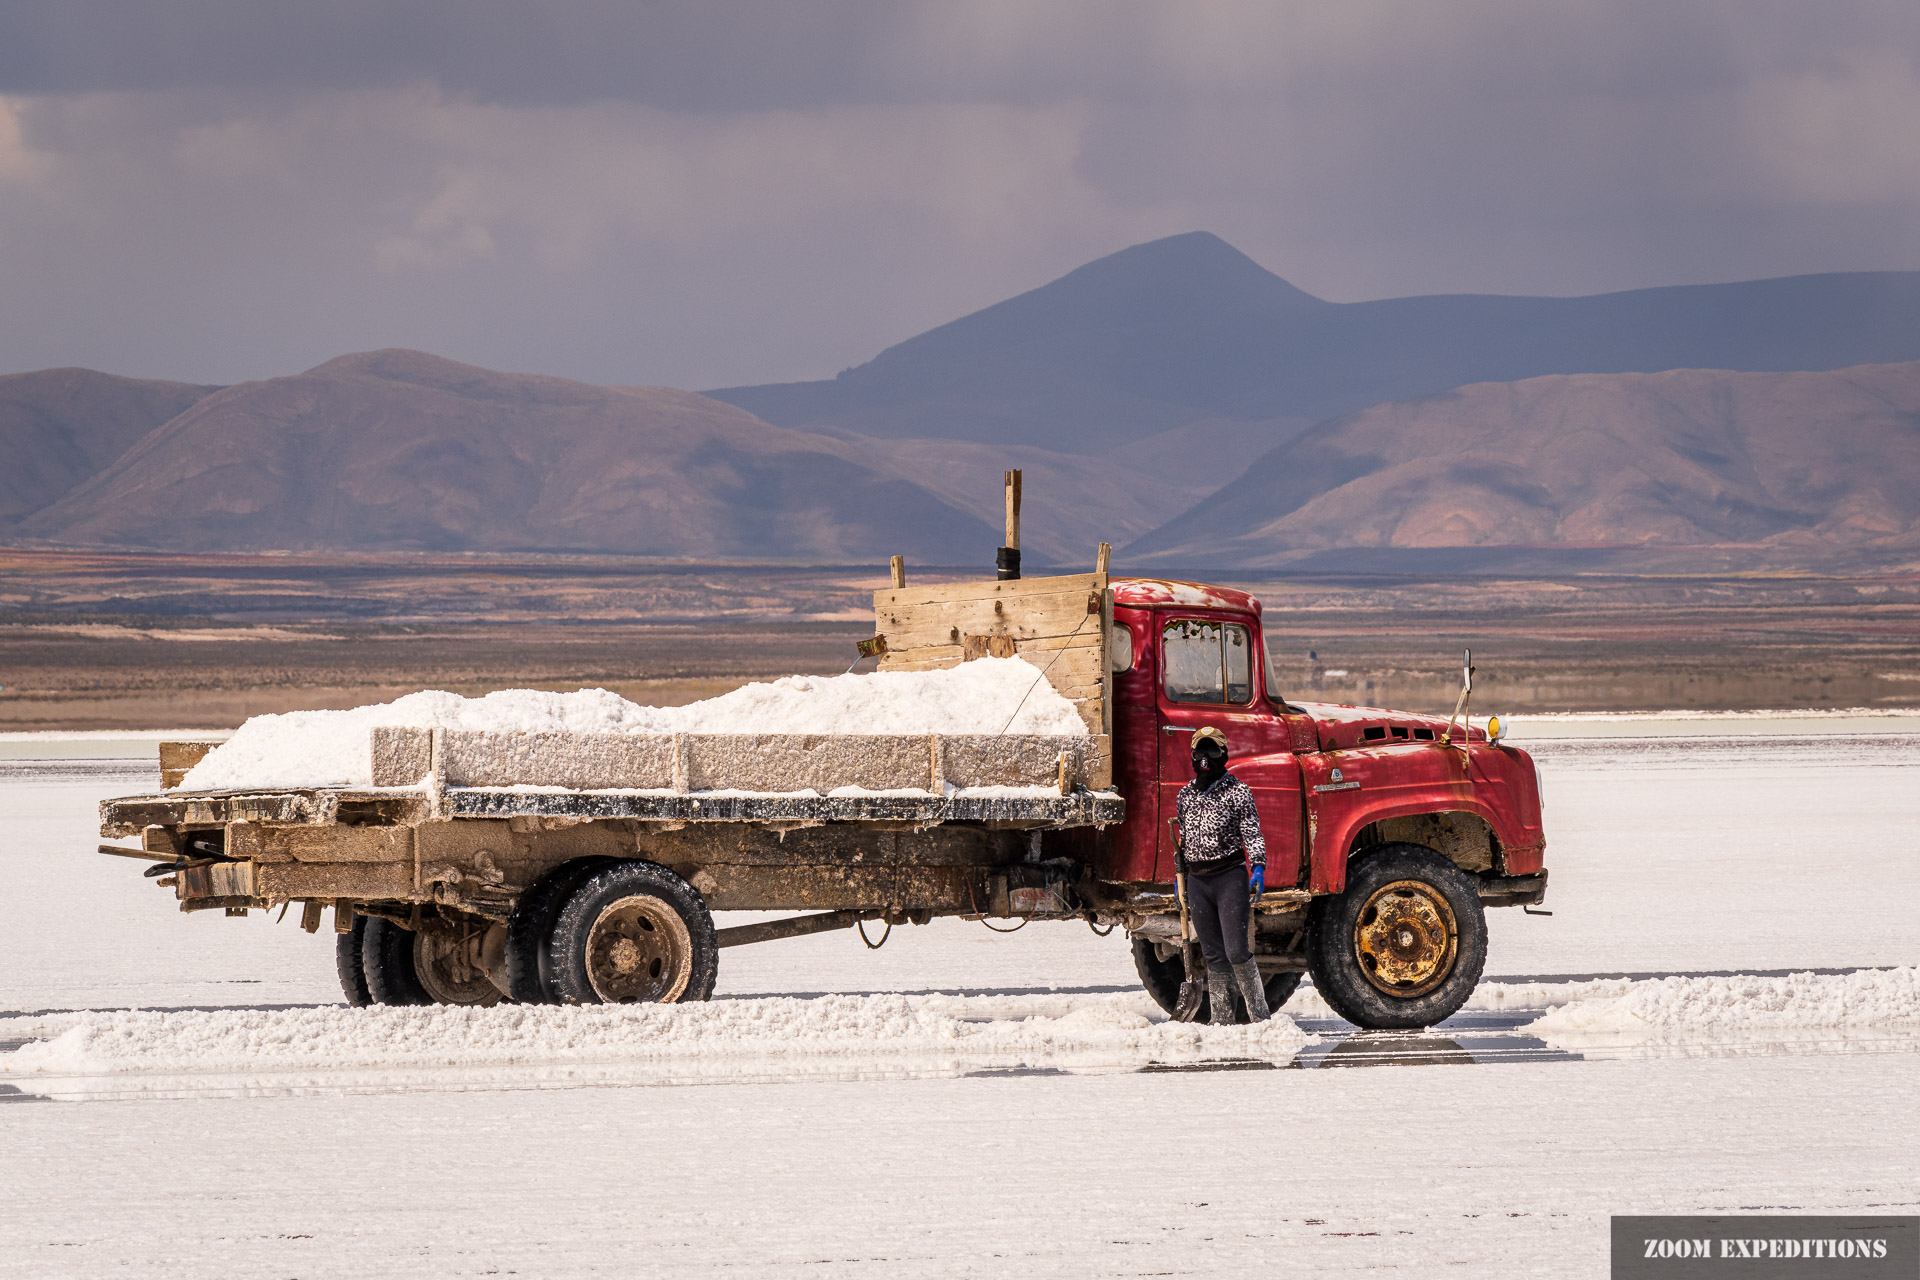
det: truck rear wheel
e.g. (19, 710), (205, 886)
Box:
(413, 919), (504, 1006)
(1306, 844), (1487, 1030)
(1130, 936), (1303, 1022)
(504, 857), (614, 1004)
(549, 860), (718, 1005)
(335, 912), (372, 1007)
(362, 916), (435, 1006)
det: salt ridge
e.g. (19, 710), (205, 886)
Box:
(0, 992), (1307, 1077)
(1526, 967), (1920, 1039)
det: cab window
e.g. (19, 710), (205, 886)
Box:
(1162, 618), (1254, 704)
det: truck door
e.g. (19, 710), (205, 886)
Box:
(1154, 614), (1304, 884)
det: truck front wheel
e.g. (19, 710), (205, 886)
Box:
(548, 860), (719, 1005)
(1306, 844), (1487, 1030)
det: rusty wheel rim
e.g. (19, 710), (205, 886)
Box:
(414, 925), (504, 1006)
(585, 894), (693, 1004)
(1352, 879), (1458, 998)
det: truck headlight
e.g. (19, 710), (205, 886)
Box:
(1485, 714), (1506, 742)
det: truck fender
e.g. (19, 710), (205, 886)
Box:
(1298, 749), (1505, 895)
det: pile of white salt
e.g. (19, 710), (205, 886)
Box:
(180, 657), (1086, 792)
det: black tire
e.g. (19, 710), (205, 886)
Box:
(504, 858), (614, 1005)
(549, 860), (718, 1005)
(362, 916), (435, 1006)
(1306, 843), (1487, 1030)
(1131, 935), (1186, 1014)
(335, 912), (372, 1007)
(1131, 935), (1304, 1021)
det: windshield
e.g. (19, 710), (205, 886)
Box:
(1162, 618), (1254, 705)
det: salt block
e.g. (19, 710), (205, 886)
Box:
(440, 730), (676, 790)
(685, 734), (932, 792)
(942, 735), (1089, 788)
(370, 726), (433, 787)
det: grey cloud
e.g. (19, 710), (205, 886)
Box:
(0, 1), (919, 108)
(4, 2), (1917, 109)
(0, 2), (1916, 389)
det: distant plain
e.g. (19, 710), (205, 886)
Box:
(3, 548), (1915, 729)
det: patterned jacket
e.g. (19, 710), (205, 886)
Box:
(1174, 772), (1266, 873)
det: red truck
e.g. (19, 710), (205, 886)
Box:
(98, 569), (1546, 1030)
(1092, 578), (1545, 1028)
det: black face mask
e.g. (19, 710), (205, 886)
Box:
(1191, 744), (1227, 783)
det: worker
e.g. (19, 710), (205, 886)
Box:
(1176, 727), (1270, 1024)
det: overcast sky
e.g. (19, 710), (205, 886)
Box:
(2, 1), (1918, 389)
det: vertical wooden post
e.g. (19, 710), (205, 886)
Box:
(890, 555), (906, 589)
(1096, 541), (1111, 574)
(1003, 470), (1021, 550)
(997, 469), (1022, 580)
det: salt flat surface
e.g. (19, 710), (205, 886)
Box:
(1, 1055), (1911, 1277)
(2, 726), (1916, 1276)
(183, 657), (1086, 790)
(1505, 708), (1920, 738)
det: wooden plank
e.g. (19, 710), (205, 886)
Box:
(1017, 645), (1105, 685)
(876, 595), (1104, 650)
(961, 634), (1019, 660)
(881, 632), (1100, 668)
(873, 571), (1104, 610)
(875, 652), (963, 673)
(875, 593), (1102, 640)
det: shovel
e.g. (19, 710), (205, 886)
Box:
(1168, 818), (1205, 1022)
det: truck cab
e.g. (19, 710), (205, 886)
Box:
(1097, 578), (1548, 1028)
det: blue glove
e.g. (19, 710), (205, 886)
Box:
(1248, 865), (1265, 897)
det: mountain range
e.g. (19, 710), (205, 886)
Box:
(1130, 361), (1920, 569)
(710, 232), (1920, 454)
(6, 232), (1920, 573)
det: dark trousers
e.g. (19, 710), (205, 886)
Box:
(1184, 861), (1251, 970)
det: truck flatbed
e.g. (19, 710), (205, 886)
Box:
(101, 784), (1124, 832)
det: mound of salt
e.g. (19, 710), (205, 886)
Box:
(180, 657), (1087, 792)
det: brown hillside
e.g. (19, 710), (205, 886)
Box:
(19, 350), (998, 561)
(1128, 362), (1920, 567)
(0, 368), (220, 524)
